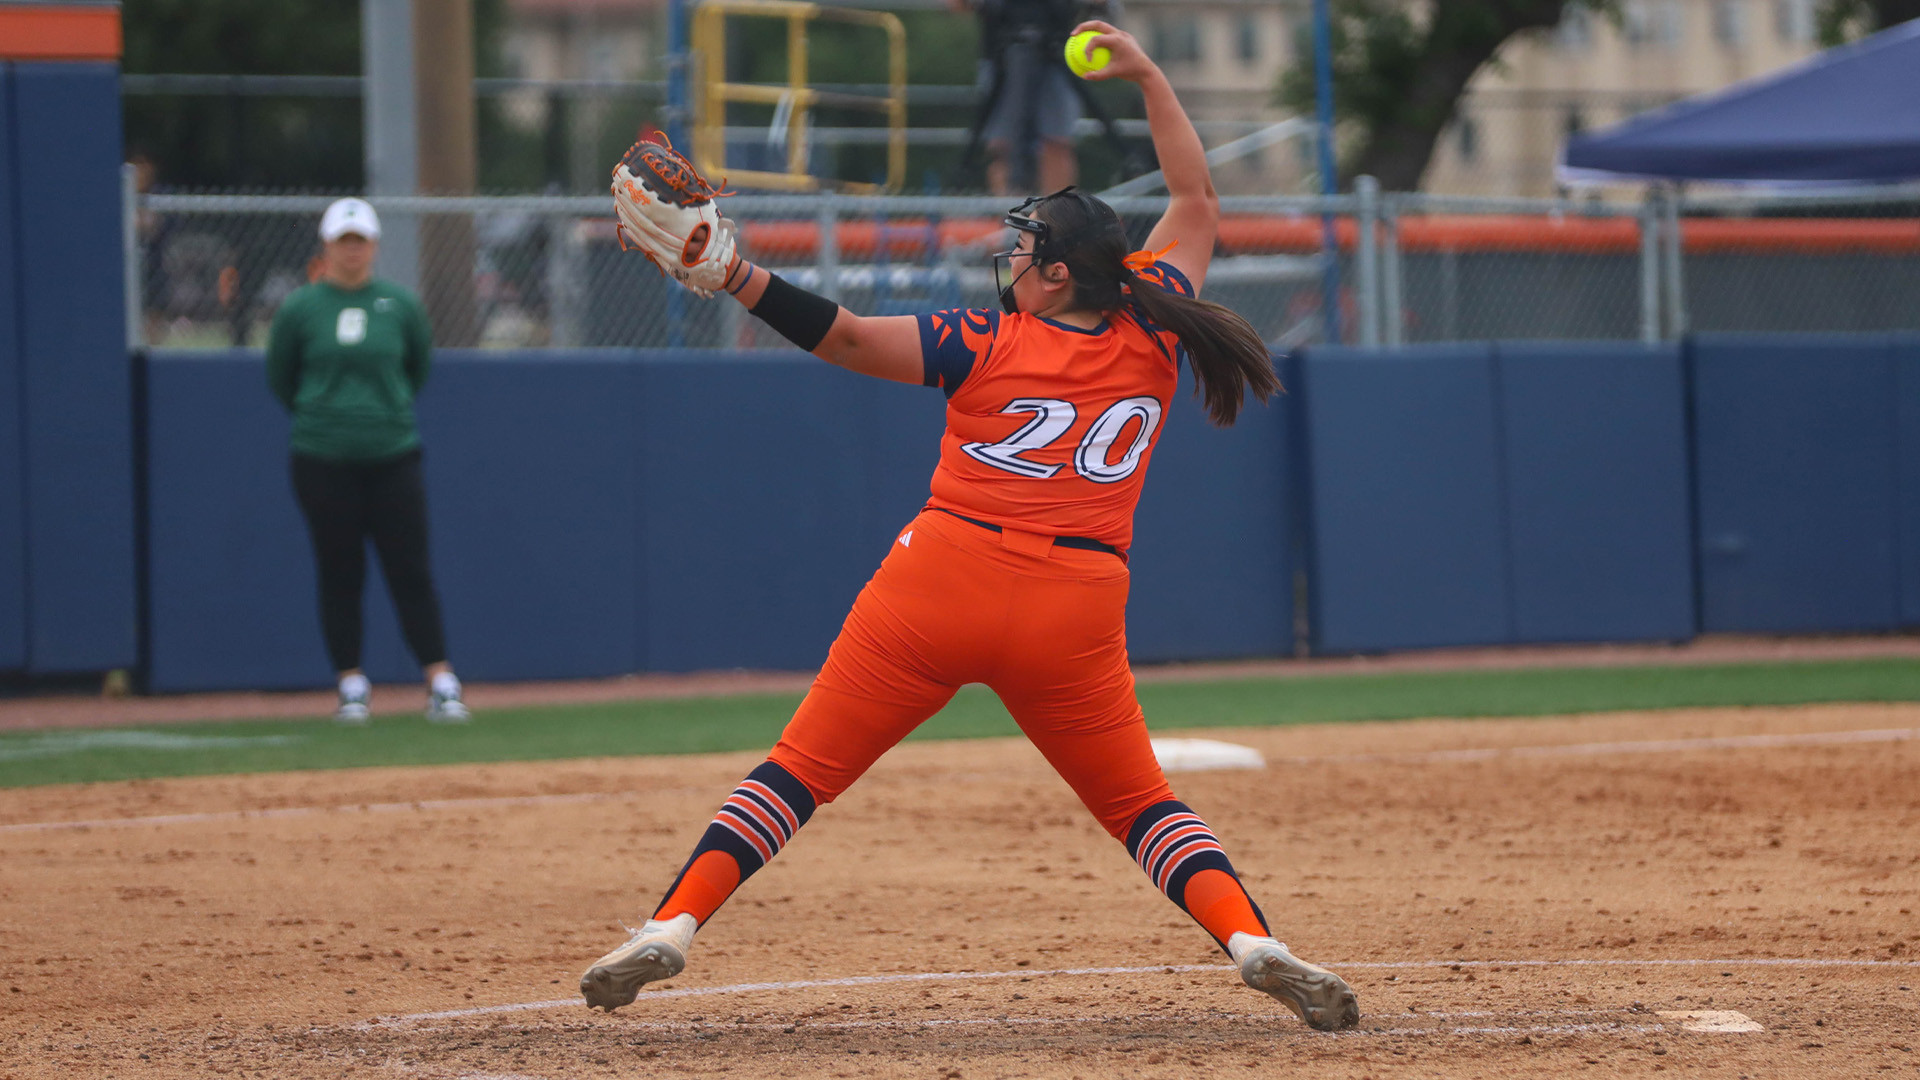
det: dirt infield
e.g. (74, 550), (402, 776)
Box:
(2, 703), (1917, 1078)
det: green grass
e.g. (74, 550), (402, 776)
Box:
(2, 657), (1917, 789)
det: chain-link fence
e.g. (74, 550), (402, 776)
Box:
(131, 183), (1920, 352)
(1674, 187), (1920, 336)
(132, 191), (1337, 350)
(1377, 189), (1655, 346)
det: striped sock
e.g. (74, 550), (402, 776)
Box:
(654, 760), (817, 926)
(1125, 800), (1271, 950)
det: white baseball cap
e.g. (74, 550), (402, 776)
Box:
(319, 197), (381, 241)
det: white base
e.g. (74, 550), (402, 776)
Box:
(1656, 1010), (1764, 1033)
(1150, 737), (1266, 773)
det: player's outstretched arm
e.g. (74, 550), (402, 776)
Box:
(722, 259), (922, 384)
(1075, 20), (1219, 293)
(608, 134), (918, 383)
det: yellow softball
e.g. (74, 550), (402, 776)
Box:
(1065, 30), (1111, 79)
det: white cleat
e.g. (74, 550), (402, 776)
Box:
(580, 912), (696, 1012)
(333, 691), (371, 725)
(1229, 932), (1360, 1031)
(425, 687), (471, 724)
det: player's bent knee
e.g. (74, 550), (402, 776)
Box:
(765, 743), (842, 806)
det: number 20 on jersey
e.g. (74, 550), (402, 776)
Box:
(961, 397), (1164, 484)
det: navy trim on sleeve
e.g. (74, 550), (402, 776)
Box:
(917, 308), (999, 398)
(1126, 262), (1194, 371)
(1134, 261), (1194, 297)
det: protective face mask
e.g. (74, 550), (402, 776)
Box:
(995, 252), (1038, 314)
(996, 188), (1067, 314)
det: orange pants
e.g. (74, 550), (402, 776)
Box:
(769, 508), (1175, 838)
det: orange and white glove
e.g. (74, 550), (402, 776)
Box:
(610, 135), (740, 297)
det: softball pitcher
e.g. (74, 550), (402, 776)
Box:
(583, 21), (1359, 1031)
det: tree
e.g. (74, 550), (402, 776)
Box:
(1817, 0), (1920, 43)
(1278, 0), (1609, 192)
(122, 0), (512, 190)
(123, 0), (361, 188)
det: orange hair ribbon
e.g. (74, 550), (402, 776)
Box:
(1122, 240), (1179, 272)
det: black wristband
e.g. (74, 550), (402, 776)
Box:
(749, 272), (840, 352)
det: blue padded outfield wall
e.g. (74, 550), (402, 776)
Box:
(1499, 343), (1694, 643)
(1127, 384), (1294, 662)
(0, 61), (136, 674)
(146, 355), (656, 690)
(141, 334), (1920, 689)
(1299, 344), (1514, 652)
(1299, 342), (1695, 654)
(144, 351), (1295, 691)
(0, 69), (24, 671)
(1690, 334), (1920, 633)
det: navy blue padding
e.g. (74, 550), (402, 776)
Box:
(13, 63), (135, 671)
(852, 373), (949, 548)
(0, 66), (26, 670)
(146, 353), (336, 690)
(1891, 337), (1920, 626)
(1691, 335), (1899, 633)
(1128, 370), (1293, 662)
(144, 353), (412, 691)
(1301, 344), (1512, 653)
(634, 353), (889, 672)
(414, 352), (644, 680)
(1496, 342), (1695, 643)
(147, 351), (656, 690)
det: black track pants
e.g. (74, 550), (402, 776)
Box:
(290, 448), (449, 673)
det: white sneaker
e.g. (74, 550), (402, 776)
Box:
(425, 676), (470, 724)
(334, 677), (371, 725)
(580, 913), (696, 1012)
(1230, 932), (1360, 1031)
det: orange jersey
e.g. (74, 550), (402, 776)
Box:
(914, 263), (1193, 551)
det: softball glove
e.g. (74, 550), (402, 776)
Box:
(611, 135), (739, 297)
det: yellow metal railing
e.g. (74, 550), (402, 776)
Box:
(690, 0), (907, 194)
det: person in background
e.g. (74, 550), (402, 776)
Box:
(266, 198), (470, 725)
(956, 0), (1119, 194)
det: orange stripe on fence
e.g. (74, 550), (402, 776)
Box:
(1219, 217), (1920, 255)
(0, 5), (123, 61)
(734, 214), (1920, 261)
(1681, 218), (1920, 254)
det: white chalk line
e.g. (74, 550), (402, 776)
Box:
(1286, 726), (1920, 766)
(0, 790), (638, 834)
(1349, 956), (1920, 969)
(0, 729), (303, 761)
(364, 955), (1915, 1028)
(386, 1014), (1674, 1079)
(463, 1011), (1671, 1039)
(7, 725), (1915, 835)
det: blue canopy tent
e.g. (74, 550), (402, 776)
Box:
(1560, 19), (1920, 183)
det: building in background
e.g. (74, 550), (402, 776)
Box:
(505, 0), (660, 86)
(494, 0), (1825, 195)
(1123, 0), (1309, 192)
(1123, 0), (1824, 195)
(1428, 0), (1823, 195)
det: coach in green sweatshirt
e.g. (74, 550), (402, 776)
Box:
(267, 197), (469, 725)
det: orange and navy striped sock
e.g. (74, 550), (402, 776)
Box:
(1125, 800), (1271, 951)
(653, 760), (816, 926)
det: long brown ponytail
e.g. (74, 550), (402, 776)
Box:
(1029, 191), (1281, 426)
